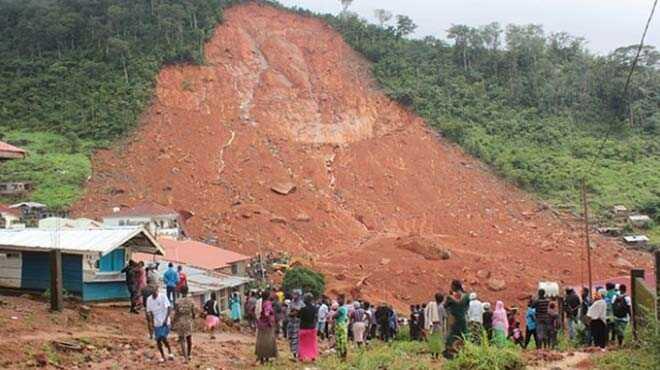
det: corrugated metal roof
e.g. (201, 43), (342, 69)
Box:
(147, 260), (252, 296)
(0, 227), (164, 256)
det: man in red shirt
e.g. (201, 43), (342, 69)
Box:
(176, 265), (188, 298)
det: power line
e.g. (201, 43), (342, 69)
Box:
(585, 0), (658, 177)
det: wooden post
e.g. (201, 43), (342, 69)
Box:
(630, 269), (645, 339)
(581, 179), (593, 295)
(50, 249), (63, 312)
(655, 251), (660, 321)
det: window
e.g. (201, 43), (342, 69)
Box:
(98, 249), (125, 272)
(231, 263), (239, 275)
(118, 220), (125, 226)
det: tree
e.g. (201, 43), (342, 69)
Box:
(374, 9), (392, 27)
(339, 0), (353, 14)
(282, 267), (325, 298)
(395, 15), (417, 37)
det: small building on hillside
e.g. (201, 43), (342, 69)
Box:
(0, 140), (26, 160)
(0, 227), (164, 301)
(0, 182), (33, 196)
(628, 215), (652, 228)
(9, 202), (68, 227)
(0, 204), (22, 229)
(155, 238), (251, 276)
(102, 203), (188, 239)
(623, 235), (650, 245)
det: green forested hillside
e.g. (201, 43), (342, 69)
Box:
(312, 9), (659, 242)
(0, 0), (233, 208)
(0, 1), (658, 243)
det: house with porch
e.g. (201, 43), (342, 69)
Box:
(0, 227), (164, 301)
(102, 202), (189, 239)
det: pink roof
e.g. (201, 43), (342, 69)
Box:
(105, 202), (179, 218)
(135, 239), (251, 270)
(0, 204), (21, 216)
(0, 141), (26, 159)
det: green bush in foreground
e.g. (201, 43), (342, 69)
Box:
(595, 316), (660, 370)
(282, 267), (326, 298)
(443, 338), (524, 370)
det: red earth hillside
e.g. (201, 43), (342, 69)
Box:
(72, 3), (653, 309)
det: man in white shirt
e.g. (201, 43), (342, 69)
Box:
(317, 299), (329, 339)
(146, 290), (174, 362)
(467, 293), (484, 343)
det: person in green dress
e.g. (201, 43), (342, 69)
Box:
(334, 295), (349, 359)
(443, 279), (470, 359)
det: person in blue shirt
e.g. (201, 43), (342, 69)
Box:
(523, 300), (538, 349)
(163, 263), (180, 305)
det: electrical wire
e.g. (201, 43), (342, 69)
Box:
(584, 0), (658, 178)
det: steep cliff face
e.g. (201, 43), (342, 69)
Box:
(73, 3), (651, 308)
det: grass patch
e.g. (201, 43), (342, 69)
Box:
(444, 337), (524, 370)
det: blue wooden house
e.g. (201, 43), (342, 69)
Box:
(0, 227), (164, 301)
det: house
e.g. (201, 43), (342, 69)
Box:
(0, 227), (164, 301)
(146, 261), (251, 310)
(612, 205), (628, 215)
(10, 202), (68, 227)
(0, 140), (26, 160)
(38, 217), (102, 229)
(0, 182), (32, 196)
(0, 204), (22, 229)
(154, 238), (251, 276)
(628, 215), (652, 228)
(102, 202), (188, 239)
(623, 235), (650, 245)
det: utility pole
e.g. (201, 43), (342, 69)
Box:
(50, 249), (63, 312)
(581, 178), (593, 295)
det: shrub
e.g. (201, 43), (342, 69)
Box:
(443, 337), (524, 370)
(282, 267), (325, 298)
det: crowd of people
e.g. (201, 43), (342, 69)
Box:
(119, 261), (634, 364)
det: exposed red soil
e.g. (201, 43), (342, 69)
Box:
(0, 295), (255, 369)
(72, 2), (653, 310)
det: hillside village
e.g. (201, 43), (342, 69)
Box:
(0, 0), (659, 369)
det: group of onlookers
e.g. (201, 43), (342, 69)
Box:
(243, 287), (401, 364)
(406, 281), (632, 358)
(122, 265), (634, 364)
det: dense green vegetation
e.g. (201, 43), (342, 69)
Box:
(1, 1), (658, 246)
(0, 0), (234, 208)
(596, 316), (659, 370)
(282, 267), (326, 298)
(299, 7), (660, 243)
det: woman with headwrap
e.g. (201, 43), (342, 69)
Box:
(255, 290), (277, 364)
(286, 289), (305, 359)
(298, 293), (319, 361)
(443, 280), (470, 358)
(492, 300), (509, 346)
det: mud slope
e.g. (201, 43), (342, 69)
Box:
(73, 3), (652, 307)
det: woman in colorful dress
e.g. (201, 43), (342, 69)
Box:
(287, 289), (305, 359)
(298, 293), (319, 361)
(230, 290), (242, 323)
(173, 286), (196, 363)
(255, 290), (278, 364)
(334, 296), (349, 359)
(203, 292), (220, 339)
(492, 300), (509, 346)
(443, 280), (470, 359)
